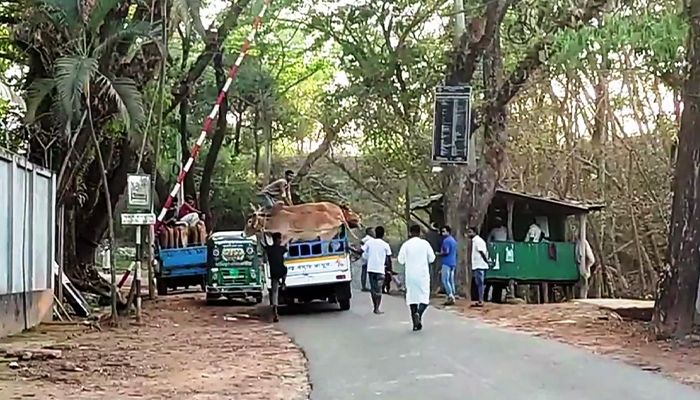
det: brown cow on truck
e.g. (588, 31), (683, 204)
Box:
(245, 202), (361, 245)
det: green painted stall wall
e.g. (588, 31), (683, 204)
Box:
(485, 242), (580, 282)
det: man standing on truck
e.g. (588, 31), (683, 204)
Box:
(265, 232), (288, 323)
(361, 226), (392, 314)
(178, 195), (207, 245)
(258, 170), (295, 209)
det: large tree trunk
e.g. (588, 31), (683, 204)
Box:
(653, 2), (700, 338)
(199, 52), (229, 230)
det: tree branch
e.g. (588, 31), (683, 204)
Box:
(494, 0), (610, 110)
(163, 0), (252, 119)
(325, 155), (430, 228)
(449, 0), (512, 84)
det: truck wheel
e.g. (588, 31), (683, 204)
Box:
(157, 279), (168, 296)
(339, 298), (351, 311)
(254, 295), (263, 304)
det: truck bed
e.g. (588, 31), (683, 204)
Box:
(159, 246), (207, 268)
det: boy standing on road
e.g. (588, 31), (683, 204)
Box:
(439, 226), (458, 305)
(361, 226), (392, 314)
(468, 227), (490, 307)
(265, 232), (288, 322)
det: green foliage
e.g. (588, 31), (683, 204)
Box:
(549, 4), (685, 83)
(21, 0), (156, 135)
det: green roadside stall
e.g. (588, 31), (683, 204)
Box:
(411, 190), (604, 302)
(205, 231), (266, 304)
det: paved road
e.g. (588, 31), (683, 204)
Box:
(279, 292), (700, 400)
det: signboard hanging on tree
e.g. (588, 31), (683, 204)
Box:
(431, 85), (472, 164)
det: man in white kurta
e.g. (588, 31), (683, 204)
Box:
(398, 224), (436, 331)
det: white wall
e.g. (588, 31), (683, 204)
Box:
(0, 149), (56, 296)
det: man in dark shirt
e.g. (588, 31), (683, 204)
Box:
(264, 232), (288, 322)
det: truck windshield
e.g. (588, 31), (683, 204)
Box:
(210, 240), (256, 265)
(287, 227), (347, 259)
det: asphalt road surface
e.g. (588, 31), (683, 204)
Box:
(279, 292), (700, 400)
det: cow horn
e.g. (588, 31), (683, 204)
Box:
(249, 203), (256, 212)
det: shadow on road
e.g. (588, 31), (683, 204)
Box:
(278, 302), (344, 316)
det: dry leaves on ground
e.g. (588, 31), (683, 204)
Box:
(0, 296), (310, 400)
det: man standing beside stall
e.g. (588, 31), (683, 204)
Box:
(468, 227), (490, 307)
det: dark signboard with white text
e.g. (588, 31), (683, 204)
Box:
(432, 85), (472, 164)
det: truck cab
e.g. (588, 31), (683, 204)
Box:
(205, 231), (265, 303)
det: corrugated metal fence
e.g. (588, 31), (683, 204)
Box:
(0, 148), (56, 331)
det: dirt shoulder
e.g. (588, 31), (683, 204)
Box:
(0, 296), (310, 400)
(433, 299), (700, 388)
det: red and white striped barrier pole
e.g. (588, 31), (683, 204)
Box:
(155, 0), (273, 230)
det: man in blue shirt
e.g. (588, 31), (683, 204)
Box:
(439, 226), (458, 305)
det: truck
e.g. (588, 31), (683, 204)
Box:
(271, 226), (352, 310)
(205, 231), (265, 303)
(156, 245), (207, 295)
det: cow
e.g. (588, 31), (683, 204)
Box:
(245, 201), (361, 245)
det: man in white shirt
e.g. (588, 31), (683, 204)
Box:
(468, 227), (490, 307)
(524, 219), (543, 242)
(487, 219), (508, 242)
(398, 224), (436, 331)
(361, 226), (392, 314)
(354, 227), (374, 292)
(574, 232), (596, 299)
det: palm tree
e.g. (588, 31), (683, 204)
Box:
(12, 0), (164, 302)
(24, 0), (151, 135)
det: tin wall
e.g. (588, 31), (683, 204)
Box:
(0, 149), (56, 337)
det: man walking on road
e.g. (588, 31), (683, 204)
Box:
(361, 226), (392, 314)
(398, 224), (436, 331)
(468, 227), (490, 307)
(264, 232), (288, 322)
(439, 226), (458, 305)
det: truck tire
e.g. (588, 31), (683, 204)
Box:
(339, 298), (351, 311)
(254, 295), (263, 304)
(157, 279), (168, 296)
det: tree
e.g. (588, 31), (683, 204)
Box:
(441, 0), (612, 296)
(8, 0), (205, 299)
(653, 0), (700, 339)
